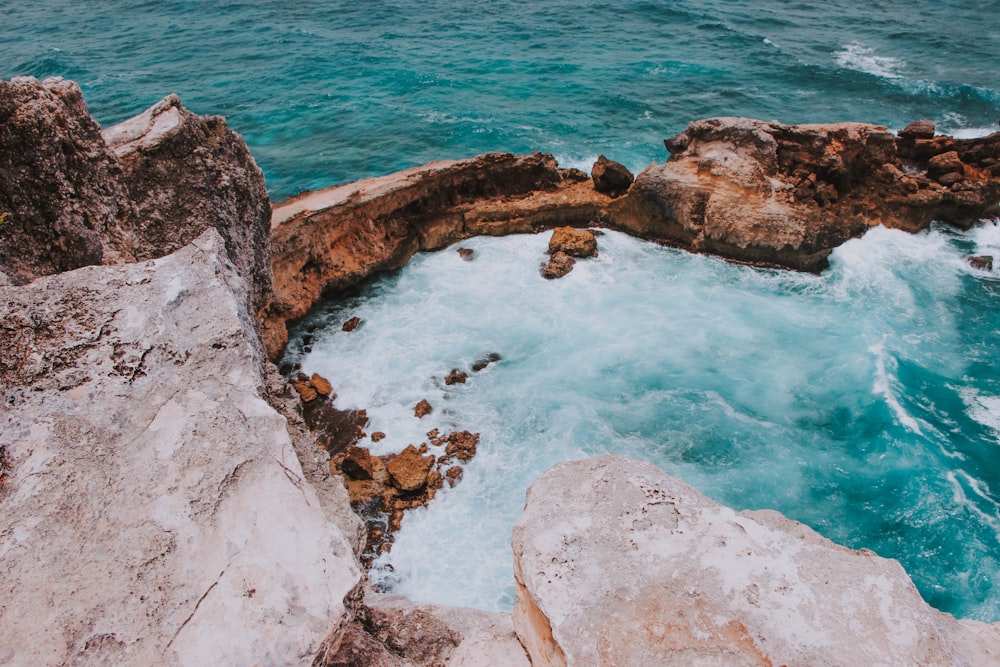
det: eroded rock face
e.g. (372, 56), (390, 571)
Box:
(511, 455), (1000, 666)
(0, 76), (136, 283)
(103, 94), (272, 315)
(612, 117), (1000, 271)
(0, 229), (360, 666)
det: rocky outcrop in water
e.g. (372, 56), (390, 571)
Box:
(511, 456), (1000, 666)
(0, 229), (360, 665)
(0, 76), (270, 314)
(611, 117), (1000, 271)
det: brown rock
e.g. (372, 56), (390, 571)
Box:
(427, 469), (444, 491)
(386, 445), (435, 492)
(541, 251), (576, 279)
(341, 446), (376, 481)
(342, 316), (361, 332)
(969, 255), (994, 271)
(414, 399), (432, 418)
(426, 428), (440, 440)
(664, 132), (690, 155)
(310, 372), (333, 397)
(938, 172), (963, 187)
(927, 151), (964, 179)
(360, 604), (461, 664)
(591, 155), (634, 197)
(313, 622), (404, 667)
(472, 352), (502, 372)
(445, 431), (479, 463)
(445, 466), (464, 487)
(899, 119), (936, 139)
(548, 226), (598, 258)
(371, 431), (386, 442)
(292, 380), (318, 403)
(457, 247), (475, 261)
(389, 509), (405, 532)
(445, 369), (468, 385)
(303, 402), (368, 455)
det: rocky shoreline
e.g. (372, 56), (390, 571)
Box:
(3, 76), (1000, 665)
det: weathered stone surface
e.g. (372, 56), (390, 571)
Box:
(511, 455), (1000, 667)
(591, 155), (634, 196)
(342, 446), (376, 481)
(311, 372), (333, 397)
(414, 398), (433, 418)
(443, 430), (479, 463)
(610, 117), (1000, 271)
(927, 150), (964, 179)
(265, 152), (580, 359)
(103, 94), (272, 315)
(386, 445), (435, 492)
(548, 226), (598, 258)
(0, 76), (136, 283)
(541, 250), (576, 279)
(0, 229), (360, 666)
(899, 119), (936, 139)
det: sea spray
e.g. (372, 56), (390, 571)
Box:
(286, 225), (1000, 621)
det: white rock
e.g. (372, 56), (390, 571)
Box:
(511, 455), (1000, 666)
(0, 229), (359, 666)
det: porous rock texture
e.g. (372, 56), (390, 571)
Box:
(511, 456), (1000, 666)
(0, 76), (136, 282)
(0, 229), (360, 666)
(0, 76), (271, 315)
(611, 117), (1000, 271)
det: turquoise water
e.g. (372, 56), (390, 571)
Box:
(3, 1), (999, 200)
(288, 224), (1000, 621)
(5, 1), (1000, 622)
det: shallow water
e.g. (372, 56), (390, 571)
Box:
(286, 224), (1000, 621)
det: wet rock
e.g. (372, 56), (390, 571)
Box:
(969, 255), (994, 271)
(341, 446), (376, 481)
(342, 316), (361, 332)
(292, 379), (318, 403)
(927, 150), (964, 180)
(310, 372), (333, 397)
(591, 155), (634, 197)
(445, 466), (463, 487)
(457, 247), (475, 260)
(445, 368), (468, 385)
(548, 225), (598, 258)
(444, 431), (479, 463)
(472, 352), (502, 372)
(414, 398), (433, 418)
(512, 455), (1000, 666)
(370, 431), (386, 442)
(302, 401), (368, 456)
(385, 445), (435, 492)
(899, 119), (936, 139)
(541, 250), (576, 279)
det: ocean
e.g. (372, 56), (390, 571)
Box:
(4, 0), (999, 621)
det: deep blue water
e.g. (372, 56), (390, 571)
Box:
(4, 1), (1000, 621)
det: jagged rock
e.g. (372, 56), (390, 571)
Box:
(293, 379), (319, 402)
(414, 398), (433, 418)
(445, 466), (464, 487)
(927, 150), (964, 180)
(548, 226), (598, 258)
(302, 401), (367, 456)
(385, 445), (435, 492)
(591, 155), (634, 196)
(969, 255), (994, 271)
(103, 94), (272, 315)
(511, 455), (1000, 666)
(341, 446), (376, 481)
(342, 316), (361, 332)
(541, 251), (576, 279)
(311, 372), (333, 397)
(445, 368), (469, 385)
(899, 119), (936, 139)
(0, 229), (360, 665)
(0, 76), (136, 283)
(444, 431), (479, 463)
(611, 117), (1000, 271)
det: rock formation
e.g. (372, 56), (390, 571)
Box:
(0, 229), (360, 665)
(541, 226), (598, 279)
(611, 117), (1000, 271)
(512, 456), (1000, 666)
(590, 155), (634, 197)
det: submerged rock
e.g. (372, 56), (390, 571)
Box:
(342, 316), (362, 332)
(969, 255), (994, 271)
(512, 455), (1000, 666)
(445, 368), (469, 385)
(457, 247), (475, 260)
(0, 229), (359, 665)
(540, 250), (576, 279)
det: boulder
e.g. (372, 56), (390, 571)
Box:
(385, 445), (435, 492)
(511, 456), (1000, 666)
(927, 150), (964, 179)
(548, 226), (598, 258)
(103, 94), (272, 316)
(0, 229), (360, 665)
(899, 119), (936, 139)
(414, 398), (433, 418)
(591, 155), (634, 196)
(341, 446), (376, 481)
(311, 372), (334, 397)
(0, 76), (136, 283)
(342, 316), (361, 332)
(541, 251), (576, 279)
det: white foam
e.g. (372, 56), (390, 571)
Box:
(834, 43), (905, 80)
(960, 387), (1000, 444)
(869, 338), (922, 434)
